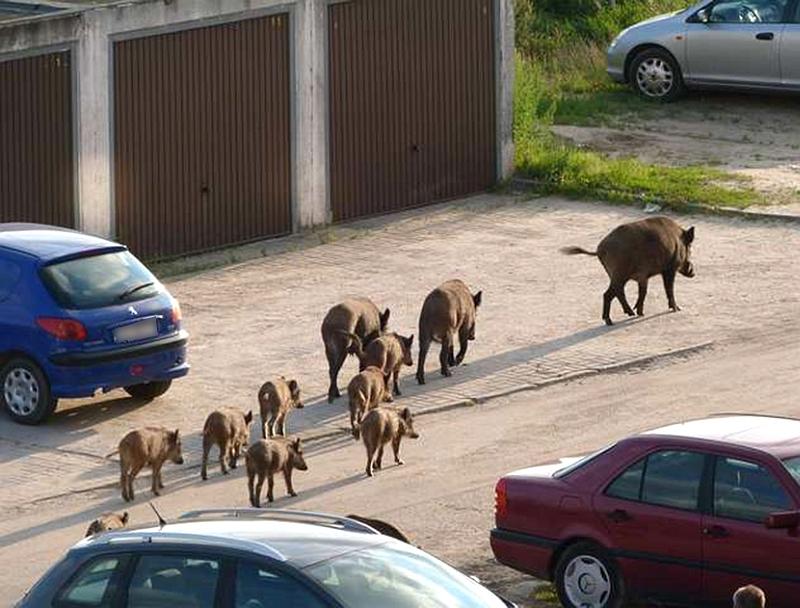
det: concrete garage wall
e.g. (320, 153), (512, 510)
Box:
(0, 0), (514, 246)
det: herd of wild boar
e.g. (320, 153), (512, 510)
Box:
(89, 216), (696, 535)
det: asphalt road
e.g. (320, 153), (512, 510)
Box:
(1, 196), (798, 605)
(2, 327), (798, 606)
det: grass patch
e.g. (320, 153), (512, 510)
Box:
(513, 54), (764, 210)
(532, 583), (560, 606)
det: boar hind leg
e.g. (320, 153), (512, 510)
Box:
(266, 473), (276, 503)
(219, 439), (230, 475)
(127, 463), (143, 502)
(254, 472), (267, 508)
(365, 443), (377, 477)
(326, 345), (347, 403)
(247, 469), (260, 507)
(635, 279), (649, 317)
(616, 284), (635, 317)
(375, 445), (385, 470)
(120, 462), (131, 502)
(266, 414), (277, 439)
(201, 435), (212, 480)
(277, 413), (287, 437)
(392, 436), (404, 466)
(439, 335), (453, 377)
(416, 333), (431, 385)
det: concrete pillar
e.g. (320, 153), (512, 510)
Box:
(293, 0), (329, 230)
(75, 16), (113, 238)
(496, 0), (516, 182)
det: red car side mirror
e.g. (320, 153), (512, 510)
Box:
(765, 511), (800, 530)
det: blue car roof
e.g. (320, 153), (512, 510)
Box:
(0, 223), (124, 263)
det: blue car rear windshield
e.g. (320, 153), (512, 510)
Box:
(40, 251), (161, 310)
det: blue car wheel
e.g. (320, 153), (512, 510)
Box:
(1, 357), (58, 424)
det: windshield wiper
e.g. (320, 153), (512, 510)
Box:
(116, 281), (154, 302)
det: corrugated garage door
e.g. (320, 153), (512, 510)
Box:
(114, 14), (291, 260)
(0, 51), (74, 227)
(329, 0), (496, 222)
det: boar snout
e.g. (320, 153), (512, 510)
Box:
(173, 455), (185, 465)
(294, 455), (309, 471)
(681, 261), (696, 278)
(295, 400), (305, 409)
(408, 430), (420, 439)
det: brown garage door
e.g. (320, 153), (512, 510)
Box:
(0, 51), (75, 227)
(329, 0), (496, 222)
(114, 14), (291, 260)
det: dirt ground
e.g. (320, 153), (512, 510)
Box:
(1, 195), (799, 605)
(554, 92), (800, 212)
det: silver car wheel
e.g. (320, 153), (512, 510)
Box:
(563, 554), (612, 608)
(4, 367), (40, 417)
(636, 57), (673, 98)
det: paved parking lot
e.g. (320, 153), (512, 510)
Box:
(1, 194), (799, 603)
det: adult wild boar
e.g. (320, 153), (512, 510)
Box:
(321, 298), (390, 403)
(201, 408), (253, 480)
(258, 378), (303, 439)
(416, 280), (482, 385)
(115, 427), (184, 502)
(562, 216), (696, 326)
(352, 333), (414, 399)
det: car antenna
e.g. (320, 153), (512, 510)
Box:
(149, 502), (167, 528)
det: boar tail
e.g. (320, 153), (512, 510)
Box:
(104, 449), (119, 459)
(257, 382), (272, 410)
(335, 330), (365, 360)
(560, 246), (597, 257)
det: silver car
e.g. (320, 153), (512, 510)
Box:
(15, 509), (516, 608)
(607, 0), (800, 100)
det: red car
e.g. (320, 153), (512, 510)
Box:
(491, 415), (800, 608)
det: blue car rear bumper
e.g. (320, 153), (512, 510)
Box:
(45, 331), (189, 398)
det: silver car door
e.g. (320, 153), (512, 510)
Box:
(780, 1), (800, 85)
(686, 0), (785, 85)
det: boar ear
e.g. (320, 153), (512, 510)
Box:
(380, 308), (391, 329)
(121, 512), (129, 524)
(406, 334), (414, 348)
(683, 226), (695, 245)
(173, 429), (180, 441)
(288, 379), (299, 394)
(401, 407), (412, 422)
(293, 437), (302, 451)
(244, 411), (253, 425)
(473, 291), (483, 308)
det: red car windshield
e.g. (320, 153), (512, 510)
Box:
(553, 444), (616, 479)
(782, 456), (800, 484)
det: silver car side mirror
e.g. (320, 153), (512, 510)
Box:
(697, 8), (711, 23)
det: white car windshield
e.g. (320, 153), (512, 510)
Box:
(305, 542), (508, 608)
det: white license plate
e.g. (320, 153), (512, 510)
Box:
(113, 318), (158, 343)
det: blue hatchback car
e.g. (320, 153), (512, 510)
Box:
(0, 223), (189, 424)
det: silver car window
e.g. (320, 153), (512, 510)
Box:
(306, 543), (507, 608)
(709, 0), (789, 23)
